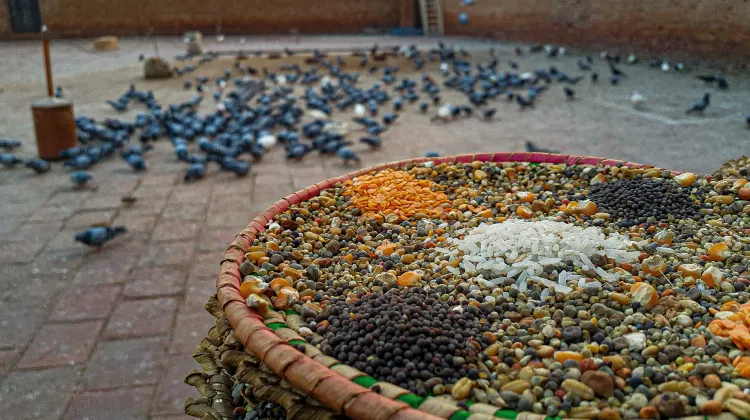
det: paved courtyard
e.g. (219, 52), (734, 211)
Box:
(0, 35), (748, 419)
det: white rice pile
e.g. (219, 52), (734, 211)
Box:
(447, 220), (640, 294)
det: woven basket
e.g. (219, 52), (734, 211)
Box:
(186, 152), (742, 420)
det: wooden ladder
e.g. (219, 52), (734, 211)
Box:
(419, 0), (444, 36)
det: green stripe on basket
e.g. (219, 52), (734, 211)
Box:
(352, 376), (379, 388)
(396, 393), (425, 409)
(546, 417), (562, 420)
(289, 339), (306, 346)
(448, 410), (472, 420)
(494, 409), (518, 419)
(266, 322), (288, 330)
(284, 310), (297, 315)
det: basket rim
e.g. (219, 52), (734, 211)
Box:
(215, 152), (680, 420)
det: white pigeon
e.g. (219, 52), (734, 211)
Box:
(258, 134), (277, 150)
(631, 91), (647, 109)
(354, 104), (366, 117)
(440, 62), (449, 72)
(437, 104), (453, 120)
(558, 47), (566, 56)
(627, 54), (638, 64)
(308, 109), (328, 120)
(276, 75), (287, 86)
(661, 62), (670, 72)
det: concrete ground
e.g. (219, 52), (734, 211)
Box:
(0, 35), (748, 419)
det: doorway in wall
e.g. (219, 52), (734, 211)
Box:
(6, 0), (42, 33)
(414, 0), (423, 29)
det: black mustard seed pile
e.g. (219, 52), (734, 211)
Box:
(311, 287), (487, 396)
(589, 178), (701, 227)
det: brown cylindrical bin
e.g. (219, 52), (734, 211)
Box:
(32, 98), (77, 160)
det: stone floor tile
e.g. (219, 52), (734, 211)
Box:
(151, 221), (201, 242)
(49, 285), (121, 321)
(64, 210), (117, 229)
(63, 386), (154, 420)
(152, 354), (201, 415)
(17, 321), (103, 369)
(104, 297), (179, 339)
(4, 220), (65, 244)
(137, 241), (196, 268)
(0, 366), (84, 420)
(198, 227), (239, 252)
(77, 194), (124, 211)
(28, 204), (78, 221)
(124, 267), (187, 298)
(84, 336), (168, 390)
(168, 311), (215, 355)
(111, 213), (159, 233)
(0, 273), (67, 309)
(159, 202), (208, 222)
(0, 349), (18, 375)
(0, 240), (46, 264)
(0, 216), (23, 236)
(0, 307), (47, 349)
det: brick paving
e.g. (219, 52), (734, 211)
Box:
(0, 144), (335, 419)
(0, 34), (749, 419)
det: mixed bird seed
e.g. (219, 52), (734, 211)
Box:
(240, 160), (750, 419)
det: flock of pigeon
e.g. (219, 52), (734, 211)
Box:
(0, 41), (743, 247)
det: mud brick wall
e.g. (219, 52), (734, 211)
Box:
(0, 0), (401, 37)
(1, 0), (749, 60)
(442, 0), (750, 60)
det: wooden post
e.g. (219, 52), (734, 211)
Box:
(42, 38), (53, 97)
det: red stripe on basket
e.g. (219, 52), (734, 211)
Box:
(600, 159), (623, 167)
(246, 329), (287, 360)
(429, 156), (452, 165)
(491, 152), (512, 162)
(222, 248), (245, 265)
(343, 391), (411, 420)
(238, 232), (255, 245)
(409, 157), (430, 165)
(509, 152), (531, 162)
(230, 235), (252, 252)
(246, 221), (264, 234)
(474, 153), (492, 162)
(293, 188), (312, 202)
(579, 156), (604, 165)
(224, 300), (251, 325)
(312, 375), (369, 413)
(285, 358), (337, 393)
(566, 155), (582, 165)
(283, 193), (300, 205)
(253, 214), (269, 227)
(304, 185), (321, 198)
(454, 154), (474, 163)
(623, 161), (644, 168)
(234, 314), (269, 344)
(218, 288), (246, 310)
(218, 260), (241, 278)
(316, 180), (333, 190)
(546, 153), (568, 164)
(264, 344), (307, 375)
